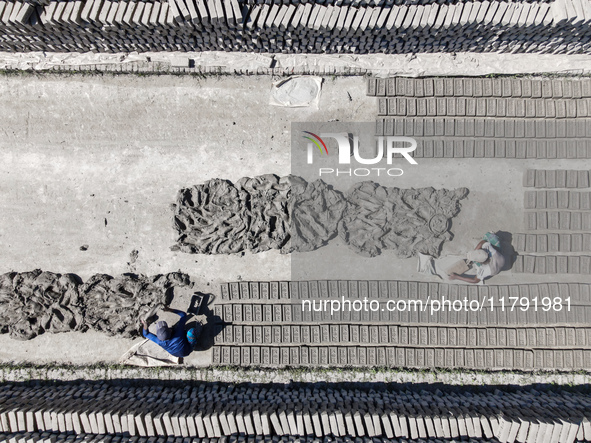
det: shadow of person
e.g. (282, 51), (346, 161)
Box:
(495, 230), (516, 271)
(186, 292), (227, 352)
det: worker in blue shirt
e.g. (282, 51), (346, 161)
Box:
(141, 306), (199, 358)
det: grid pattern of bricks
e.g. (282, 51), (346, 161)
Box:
(212, 281), (591, 369)
(523, 169), (591, 188)
(513, 255), (591, 275)
(378, 97), (591, 118)
(514, 233), (591, 253)
(524, 190), (591, 210)
(519, 169), (591, 278)
(213, 345), (591, 370)
(368, 78), (591, 99)
(1, 382), (591, 442)
(377, 118), (591, 139)
(372, 77), (591, 159)
(374, 120), (591, 159)
(523, 211), (591, 231)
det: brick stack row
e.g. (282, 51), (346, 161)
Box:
(371, 77), (591, 159)
(0, 0), (591, 53)
(515, 232), (591, 253)
(516, 168), (591, 274)
(1, 381), (591, 442)
(212, 280), (591, 369)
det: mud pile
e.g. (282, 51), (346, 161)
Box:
(237, 174), (294, 253)
(0, 270), (84, 341)
(82, 272), (191, 338)
(285, 179), (347, 253)
(339, 183), (469, 257)
(173, 175), (346, 255)
(0, 271), (192, 340)
(173, 176), (467, 258)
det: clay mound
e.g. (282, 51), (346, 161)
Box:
(173, 179), (249, 254)
(0, 271), (193, 341)
(237, 174), (294, 253)
(173, 174), (337, 255)
(0, 270), (85, 341)
(284, 179), (347, 253)
(172, 176), (468, 258)
(82, 272), (192, 339)
(339, 182), (468, 258)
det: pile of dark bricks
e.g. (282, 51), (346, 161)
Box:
(1, 0), (591, 53)
(1, 381), (591, 441)
(515, 169), (591, 274)
(212, 281), (591, 370)
(371, 77), (591, 159)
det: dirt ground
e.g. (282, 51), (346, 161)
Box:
(0, 73), (589, 366)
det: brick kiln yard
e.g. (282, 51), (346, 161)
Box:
(0, 72), (590, 372)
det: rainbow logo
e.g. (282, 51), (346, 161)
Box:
(302, 131), (328, 155)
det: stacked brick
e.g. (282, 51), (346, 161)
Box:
(1, 0), (591, 53)
(372, 77), (591, 159)
(516, 169), (591, 274)
(0, 435), (495, 443)
(0, 270), (192, 340)
(212, 280), (591, 370)
(523, 169), (591, 188)
(513, 254), (591, 274)
(1, 381), (591, 442)
(515, 233), (591, 253)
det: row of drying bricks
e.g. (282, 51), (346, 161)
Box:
(0, 0), (586, 55)
(514, 232), (591, 253)
(0, 389), (514, 440)
(522, 171), (591, 233)
(0, 0), (557, 36)
(0, 5), (588, 56)
(376, 118), (591, 138)
(524, 169), (590, 188)
(1, 385), (590, 442)
(214, 324), (591, 347)
(213, 296), (585, 325)
(513, 254), (591, 274)
(239, 0), (565, 38)
(524, 190), (591, 210)
(0, 0), (243, 31)
(0, 0), (566, 36)
(0, 0), (588, 57)
(212, 345), (591, 371)
(523, 211), (591, 231)
(0, 434), (487, 443)
(374, 134), (591, 160)
(216, 281), (589, 324)
(519, 169), (591, 272)
(218, 281), (591, 302)
(378, 97), (591, 118)
(367, 77), (591, 99)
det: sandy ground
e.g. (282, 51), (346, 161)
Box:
(0, 73), (589, 366)
(0, 74), (372, 365)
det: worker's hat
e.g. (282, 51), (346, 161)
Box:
(187, 328), (198, 345)
(156, 321), (171, 341)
